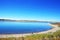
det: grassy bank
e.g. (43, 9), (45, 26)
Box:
(0, 30), (60, 40)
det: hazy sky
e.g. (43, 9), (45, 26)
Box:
(0, 0), (60, 21)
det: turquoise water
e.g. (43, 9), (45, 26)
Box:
(0, 22), (52, 34)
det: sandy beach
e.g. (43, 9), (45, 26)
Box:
(0, 23), (60, 38)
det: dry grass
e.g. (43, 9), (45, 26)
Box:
(0, 30), (60, 40)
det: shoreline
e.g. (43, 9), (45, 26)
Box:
(0, 24), (60, 38)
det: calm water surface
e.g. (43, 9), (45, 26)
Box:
(0, 22), (52, 34)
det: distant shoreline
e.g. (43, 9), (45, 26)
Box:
(0, 19), (60, 23)
(0, 24), (60, 38)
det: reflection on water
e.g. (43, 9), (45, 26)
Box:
(0, 22), (52, 34)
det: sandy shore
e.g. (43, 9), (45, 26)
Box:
(0, 24), (60, 38)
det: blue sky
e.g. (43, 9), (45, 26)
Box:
(0, 0), (60, 21)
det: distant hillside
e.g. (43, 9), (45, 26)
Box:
(51, 23), (60, 27)
(0, 19), (15, 21)
(0, 19), (60, 23)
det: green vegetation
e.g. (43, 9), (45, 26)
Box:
(25, 30), (60, 40)
(0, 30), (60, 40)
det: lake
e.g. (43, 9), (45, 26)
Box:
(0, 22), (52, 34)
